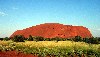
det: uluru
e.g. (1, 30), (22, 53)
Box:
(10, 23), (92, 38)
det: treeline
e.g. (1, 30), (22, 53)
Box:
(1, 35), (100, 44)
(0, 37), (10, 41)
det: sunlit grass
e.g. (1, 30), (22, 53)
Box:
(0, 40), (100, 56)
(12, 41), (100, 49)
(0, 40), (13, 46)
(0, 40), (100, 48)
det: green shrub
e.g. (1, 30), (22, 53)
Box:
(12, 35), (25, 42)
(3, 37), (10, 41)
(34, 36), (44, 42)
(89, 37), (99, 44)
(27, 35), (33, 41)
(73, 36), (82, 42)
(83, 38), (89, 43)
(0, 38), (3, 41)
(83, 37), (100, 44)
(54, 37), (62, 42)
(44, 38), (51, 41)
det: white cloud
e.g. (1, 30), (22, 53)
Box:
(0, 12), (8, 16)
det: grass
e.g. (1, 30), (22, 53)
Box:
(0, 40), (100, 57)
(15, 41), (100, 48)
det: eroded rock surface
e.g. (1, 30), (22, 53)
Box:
(10, 23), (92, 38)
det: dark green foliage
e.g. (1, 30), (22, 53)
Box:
(42, 37), (64, 41)
(73, 36), (82, 42)
(0, 38), (3, 40)
(89, 37), (99, 44)
(98, 37), (100, 41)
(3, 37), (10, 41)
(52, 37), (62, 42)
(83, 38), (89, 43)
(24, 38), (28, 40)
(34, 36), (44, 42)
(44, 38), (51, 41)
(83, 37), (100, 44)
(98, 37), (100, 44)
(12, 35), (25, 42)
(27, 35), (33, 41)
(10, 35), (100, 44)
(87, 49), (95, 55)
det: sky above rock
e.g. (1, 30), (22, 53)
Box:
(0, 0), (100, 37)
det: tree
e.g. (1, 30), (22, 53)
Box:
(3, 37), (9, 41)
(44, 38), (51, 41)
(83, 38), (89, 43)
(27, 35), (33, 41)
(74, 36), (82, 42)
(98, 37), (100, 44)
(0, 38), (3, 41)
(52, 37), (61, 42)
(12, 35), (25, 42)
(34, 36), (44, 42)
(89, 37), (99, 44)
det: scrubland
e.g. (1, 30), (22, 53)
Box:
(0, 40), (100, 57)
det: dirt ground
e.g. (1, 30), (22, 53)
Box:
(0, 51), (38, 57)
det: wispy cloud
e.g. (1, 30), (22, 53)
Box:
(0, 11), (8, 16)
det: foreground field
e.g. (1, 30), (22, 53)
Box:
(0, 51), (37, 57)
(0, 40), (100, 57)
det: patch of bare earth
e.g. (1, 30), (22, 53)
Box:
(0, 51), (37, 57)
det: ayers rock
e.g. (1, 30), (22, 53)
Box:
(10, 23), (92, 38)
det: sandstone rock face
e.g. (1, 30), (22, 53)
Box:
(10, 23), (92, 38)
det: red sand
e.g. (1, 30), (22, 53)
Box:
(0, 51), (37, 57)
(0, 51), (85, 57)
(10, 23), (92, 38)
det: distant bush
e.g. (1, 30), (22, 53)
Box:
(43, 38), (51, 41)
(10, 35), (100, 44)
(89, 38), (96, 44)
(89, 37), (99, 44)
(51, 37), (62, 42)
(12, 35), (25, 42)
(73, 36), (82, 42)
(27, 35), (33, 41)
(0, 38), (3, 41)
(34, 36), (44, 42)
(82, 37), (100, 44)
(3, 37), (10, 41)
(98, 37), (100, 44)
(83, 38), (89, 43)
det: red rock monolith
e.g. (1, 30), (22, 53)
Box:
(10, 23), (92, 38)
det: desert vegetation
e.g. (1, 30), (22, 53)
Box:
(0, 35), (100, 57)
(9, 35), (100, 44)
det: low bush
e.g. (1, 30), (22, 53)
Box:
(0, 38), (3, 41)
(10, 35), (100, 44)
(3, 37), (10, 41)
(73, 36), (82, 42)
(0, 40), (100, 57)
(27, 35), (33, 41)
(33, 36), (44, 42)
(12, 35), (25, 42)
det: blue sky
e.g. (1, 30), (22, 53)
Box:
(0, 0), (100, 37)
